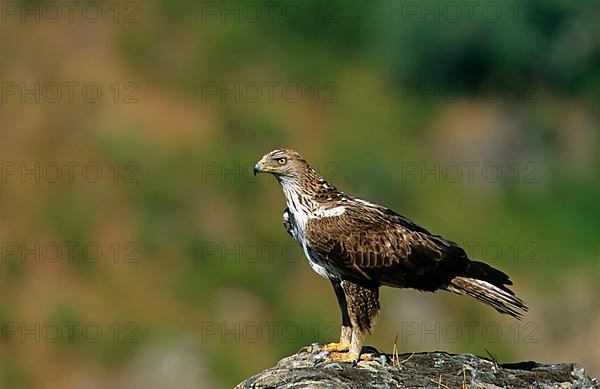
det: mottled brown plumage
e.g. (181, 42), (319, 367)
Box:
(256, 148), (527, 362)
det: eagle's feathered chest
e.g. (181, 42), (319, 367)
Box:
(284, 206), (335, 279)
(281, 181), (346, 279)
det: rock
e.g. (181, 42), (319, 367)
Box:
(236, 348), (598, 389)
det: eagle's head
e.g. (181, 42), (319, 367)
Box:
(253, 148), (307, 179)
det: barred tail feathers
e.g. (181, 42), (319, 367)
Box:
(446, 276), (528, 319)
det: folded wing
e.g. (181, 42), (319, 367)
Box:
(305, 204), (483, 291)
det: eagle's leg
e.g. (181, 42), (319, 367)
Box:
(318, 278), (352, 352)
(327, 281), (380, 363)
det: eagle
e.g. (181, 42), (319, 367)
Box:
(254, 148), (527, 363)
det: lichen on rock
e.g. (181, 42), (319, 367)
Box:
(236, 349), (598, 388)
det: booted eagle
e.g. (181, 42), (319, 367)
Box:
(254, 148), (527, 363)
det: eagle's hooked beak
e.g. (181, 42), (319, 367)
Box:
(253, 157), (266, 176)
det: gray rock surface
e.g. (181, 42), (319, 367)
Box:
(236, 348), (598, 388)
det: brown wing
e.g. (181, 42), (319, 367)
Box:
(305, 205), (471, 291)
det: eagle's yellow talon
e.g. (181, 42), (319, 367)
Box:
(321, 342), (351, 352)
(326, 351), (360, 363)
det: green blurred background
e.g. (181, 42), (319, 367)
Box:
(0, 0), (599, 387)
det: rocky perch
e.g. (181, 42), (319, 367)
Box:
(236, 347), (598, 388)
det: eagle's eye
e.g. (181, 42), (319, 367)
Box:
(277, 157), (287, 165)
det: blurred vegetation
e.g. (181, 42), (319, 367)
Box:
(0, 0), (598, 388)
